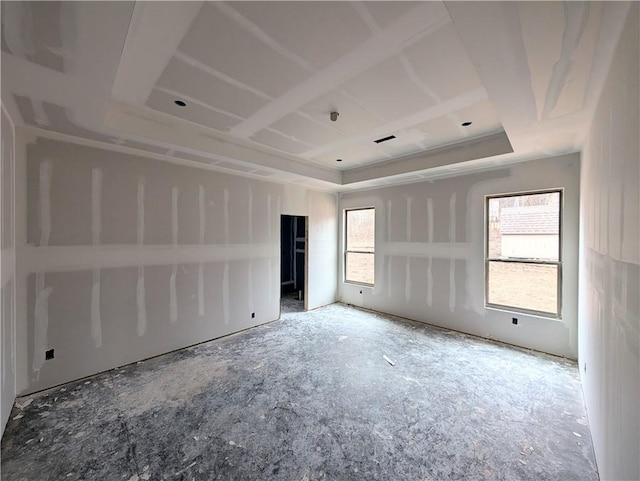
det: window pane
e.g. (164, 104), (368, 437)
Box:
(346, 252), (374, 285)
(346, 209), (375, 252)
(487, 261), (558, 314)
(488, 192), (560, 261)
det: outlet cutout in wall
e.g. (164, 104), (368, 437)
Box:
(251, 312), (255, 319)
(512, 318), (518, 325)
(45, 349), (55, 360)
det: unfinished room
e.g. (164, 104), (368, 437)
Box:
(0, 1), (638, 480)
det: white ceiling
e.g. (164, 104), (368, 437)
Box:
(1, 1), (632, 191)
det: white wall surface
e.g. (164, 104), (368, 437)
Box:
(14, 130), (337, 395)
(579, 4), (639, 480)
(1, 105), (17, 436)
(339, 154), (580, 358)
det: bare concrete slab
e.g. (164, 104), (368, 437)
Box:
(1, 303), (598, 480)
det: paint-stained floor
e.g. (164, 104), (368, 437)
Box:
(1, 304), (598, 480)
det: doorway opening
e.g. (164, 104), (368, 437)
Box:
(280, 215), (307, 314)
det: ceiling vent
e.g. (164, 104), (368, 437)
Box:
(374, 135), (396, 144)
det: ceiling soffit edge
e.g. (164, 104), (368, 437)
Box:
(342, 131), (513, 185)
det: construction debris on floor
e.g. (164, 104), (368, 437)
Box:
(1, 303), (598, 480)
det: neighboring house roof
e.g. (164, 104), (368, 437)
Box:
(500, 205), (559, 235)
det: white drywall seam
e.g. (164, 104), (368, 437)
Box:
(32, 280), (51, 380)
(198, 185), (205, 316)
(426, 198), (434, 307)
(267, 194), (273, 303)
(91, 271), (102, 347)
(33, 160), (52, 377)
(222, 262), (229, 325)
(90, 168), (102, 347)
(405, 197), (412, 303)
(223, 188), (230, 324)
(136, 179), (147, 336)
(136, 267), (146, 336)
(404, 257), (411, 304)
(23, 244), (279, 272)
(171, 187), (179, 246)
(449, 193), (456, 312)
(248, 186), (254, 317)
(38, 160), (52, 247)
(31, 100), (49, 127)
(170, 187), (179, 324)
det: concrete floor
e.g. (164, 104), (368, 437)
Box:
(280, 291), (304, 314)
(1, 303), (598, 480)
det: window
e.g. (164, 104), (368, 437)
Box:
(486, 190), (562, 317)
(345, 208), (375, 285)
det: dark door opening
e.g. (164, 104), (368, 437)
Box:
(280, 215), (307, 314)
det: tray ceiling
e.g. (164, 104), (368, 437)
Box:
(1, 1), (631, 191)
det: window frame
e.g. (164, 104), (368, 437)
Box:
(344, 207), (375, 287)
(485, 189), (563, 319)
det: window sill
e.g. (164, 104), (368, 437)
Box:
(485, 304), (562, 321)
(344, 281), (374, 288)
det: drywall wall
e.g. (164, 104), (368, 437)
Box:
(1, 105), (17, 436)
(14, 131), (337, 395)
(339, 154), (580, 358)
(579, 4), (639, 480)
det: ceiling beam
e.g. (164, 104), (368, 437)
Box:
(111, 1), (204, 105)
(229, 2), (450, 138)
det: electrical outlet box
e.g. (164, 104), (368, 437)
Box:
(45, 349), (55, 360)
(512, 318), (518, 325)
(251, 312), (255, 319)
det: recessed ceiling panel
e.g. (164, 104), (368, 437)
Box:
(313, 142), (388, 169)
(154, 58), (268, 118)
(360, 2), (421, 30)
(414, 99), (503, 148)
(229, 1), (371, 70)
(374, 132), (425, 160)
(300, 90), (383, 137)
(403, 24), (483, 102)
(519, 1), (602, 120)
(453, 100), (503, 135)
(178, 3), (311, 98)
(1, 1), (66, 72)
(517, 1), (565, 120)
(548, 5), (600, 120)
(341, 57), (436, 121)
(270, 112), (345, 148)
(251, 129), (312, 155)
(413, 115), (466, 147)
(147, 89), (240, 132)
